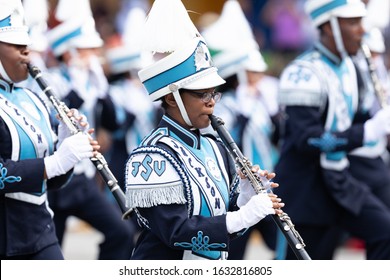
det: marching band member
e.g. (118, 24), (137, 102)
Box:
(275, 0), (390, 259)
(105, 5), (157, 189)
(0, 0), (96, 259)
(44, 0), (135, 259)
(201, 0), (281, 260)
(124, 0), (284, 260)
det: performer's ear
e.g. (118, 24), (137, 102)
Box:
(165, 93), (177, 108)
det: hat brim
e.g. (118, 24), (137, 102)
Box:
(333, 5), (366, 19)
(71, 36), (103, 49)
(243, 50), (268, 72)
(182, 68), (225, 90)
(0, 29), (31, 46)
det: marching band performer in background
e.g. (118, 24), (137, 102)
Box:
(0, 0), (97, 260)
(104, 5), (157, 193)
(201, 0), (281, 260)
(43, 0), (135, 259)
(274, 0), (390, 259)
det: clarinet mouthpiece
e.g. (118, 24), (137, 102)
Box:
(27, 64), (40, 78)
(209, 114), (224, 130)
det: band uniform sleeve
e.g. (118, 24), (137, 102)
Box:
(136, 203), (230, 255)
(125, 147), (187, 209)
(279, 62), (364, 155)
(279, 61), (327, 109)
(0, 157), (45, 194)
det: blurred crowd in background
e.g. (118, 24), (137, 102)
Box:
(67, 0), (390, 76)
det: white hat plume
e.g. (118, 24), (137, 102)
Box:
(55, 0), (92, 21)
(202, 0), (258, 51)
(140, 0), (200, 53)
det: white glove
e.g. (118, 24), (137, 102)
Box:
(56, 109), (90, 147)
(226, 193), (275, 234)
(57, 120), (71, 147)
(237, 171), (272, 207)
(237, 177), (256, 208)
(44, 133), (93, 179)
(364, 107), (390, 143)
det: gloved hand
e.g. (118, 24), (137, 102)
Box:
(364, 107), (390, 143)
(237, 177), (257, 208)
(236, 167), (276, 207)
(44, 133), (93, 179)
(56, 109), (90, 147)
(226, 193), (275, 234)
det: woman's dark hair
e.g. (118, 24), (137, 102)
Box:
(161, 96), (168, 110)
(216, 74), (239, 92)
(107, 71), (131, 83)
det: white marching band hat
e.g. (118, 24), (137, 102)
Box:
(106, 47), (146, 75)
(201, 0), (265, 78)
(0, 0), (30, 45)
(23, 0), (49, 52)
(305, 0), (367, 27)
(305, 0), (367, 59)
(139, 36), (225, 101)
(106, 7), (154, 75)
(137, 0), (225, 102)
(243, 49), (268, 73)
(47, 0), (103, 56)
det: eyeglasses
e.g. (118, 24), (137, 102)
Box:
(183, 89), (222, 103)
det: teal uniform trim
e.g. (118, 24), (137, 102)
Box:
(0, 163), (22, 189)
(174, 231), (227, 260)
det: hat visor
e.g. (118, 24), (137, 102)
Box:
(334, 5), (366, 19)
(0, 30), (31, 46)
(71, 36), (103, 49)
(182, 68), (225, 90)
(244, 61), (268, 72)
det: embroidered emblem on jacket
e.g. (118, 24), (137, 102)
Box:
(308, 131), (347, 152)
(131, 154), (166, 181)
(205, 157), (222, 181)
(174, 231), (227, 252)
(0, 163), (22, 189)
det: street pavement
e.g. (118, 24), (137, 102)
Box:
(61, 217), (365, 260)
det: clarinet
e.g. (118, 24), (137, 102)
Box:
(28, 64), (132, 218)
(209, 114), (311, 260)
(361, 44), (388, 108)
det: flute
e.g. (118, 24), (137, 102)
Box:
(209, 114), (311, 260)
(28, 64), (132, 219)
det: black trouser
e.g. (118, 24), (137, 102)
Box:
(282, 193), (390, 260)
(49, 174), (136, 260)
(1, 243), (64, 260)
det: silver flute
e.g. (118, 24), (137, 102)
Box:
(28, 64), (131, 219)
(209, 114), (311, 260)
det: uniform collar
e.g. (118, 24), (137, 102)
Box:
(159, 114), (201, 149)
(0, 79), (13, 93)
(314, 42), (341, 65)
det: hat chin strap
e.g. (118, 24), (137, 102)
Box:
(330, 17), (347, 59)
(0, 61), (13, 83)
(237, 68), (248, 85)
(172, 89), (193, 127)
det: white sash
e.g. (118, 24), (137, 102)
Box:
(0, 90), (51, 159)
(159, 137), (228, 217)
(0, 89), (52, 204)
